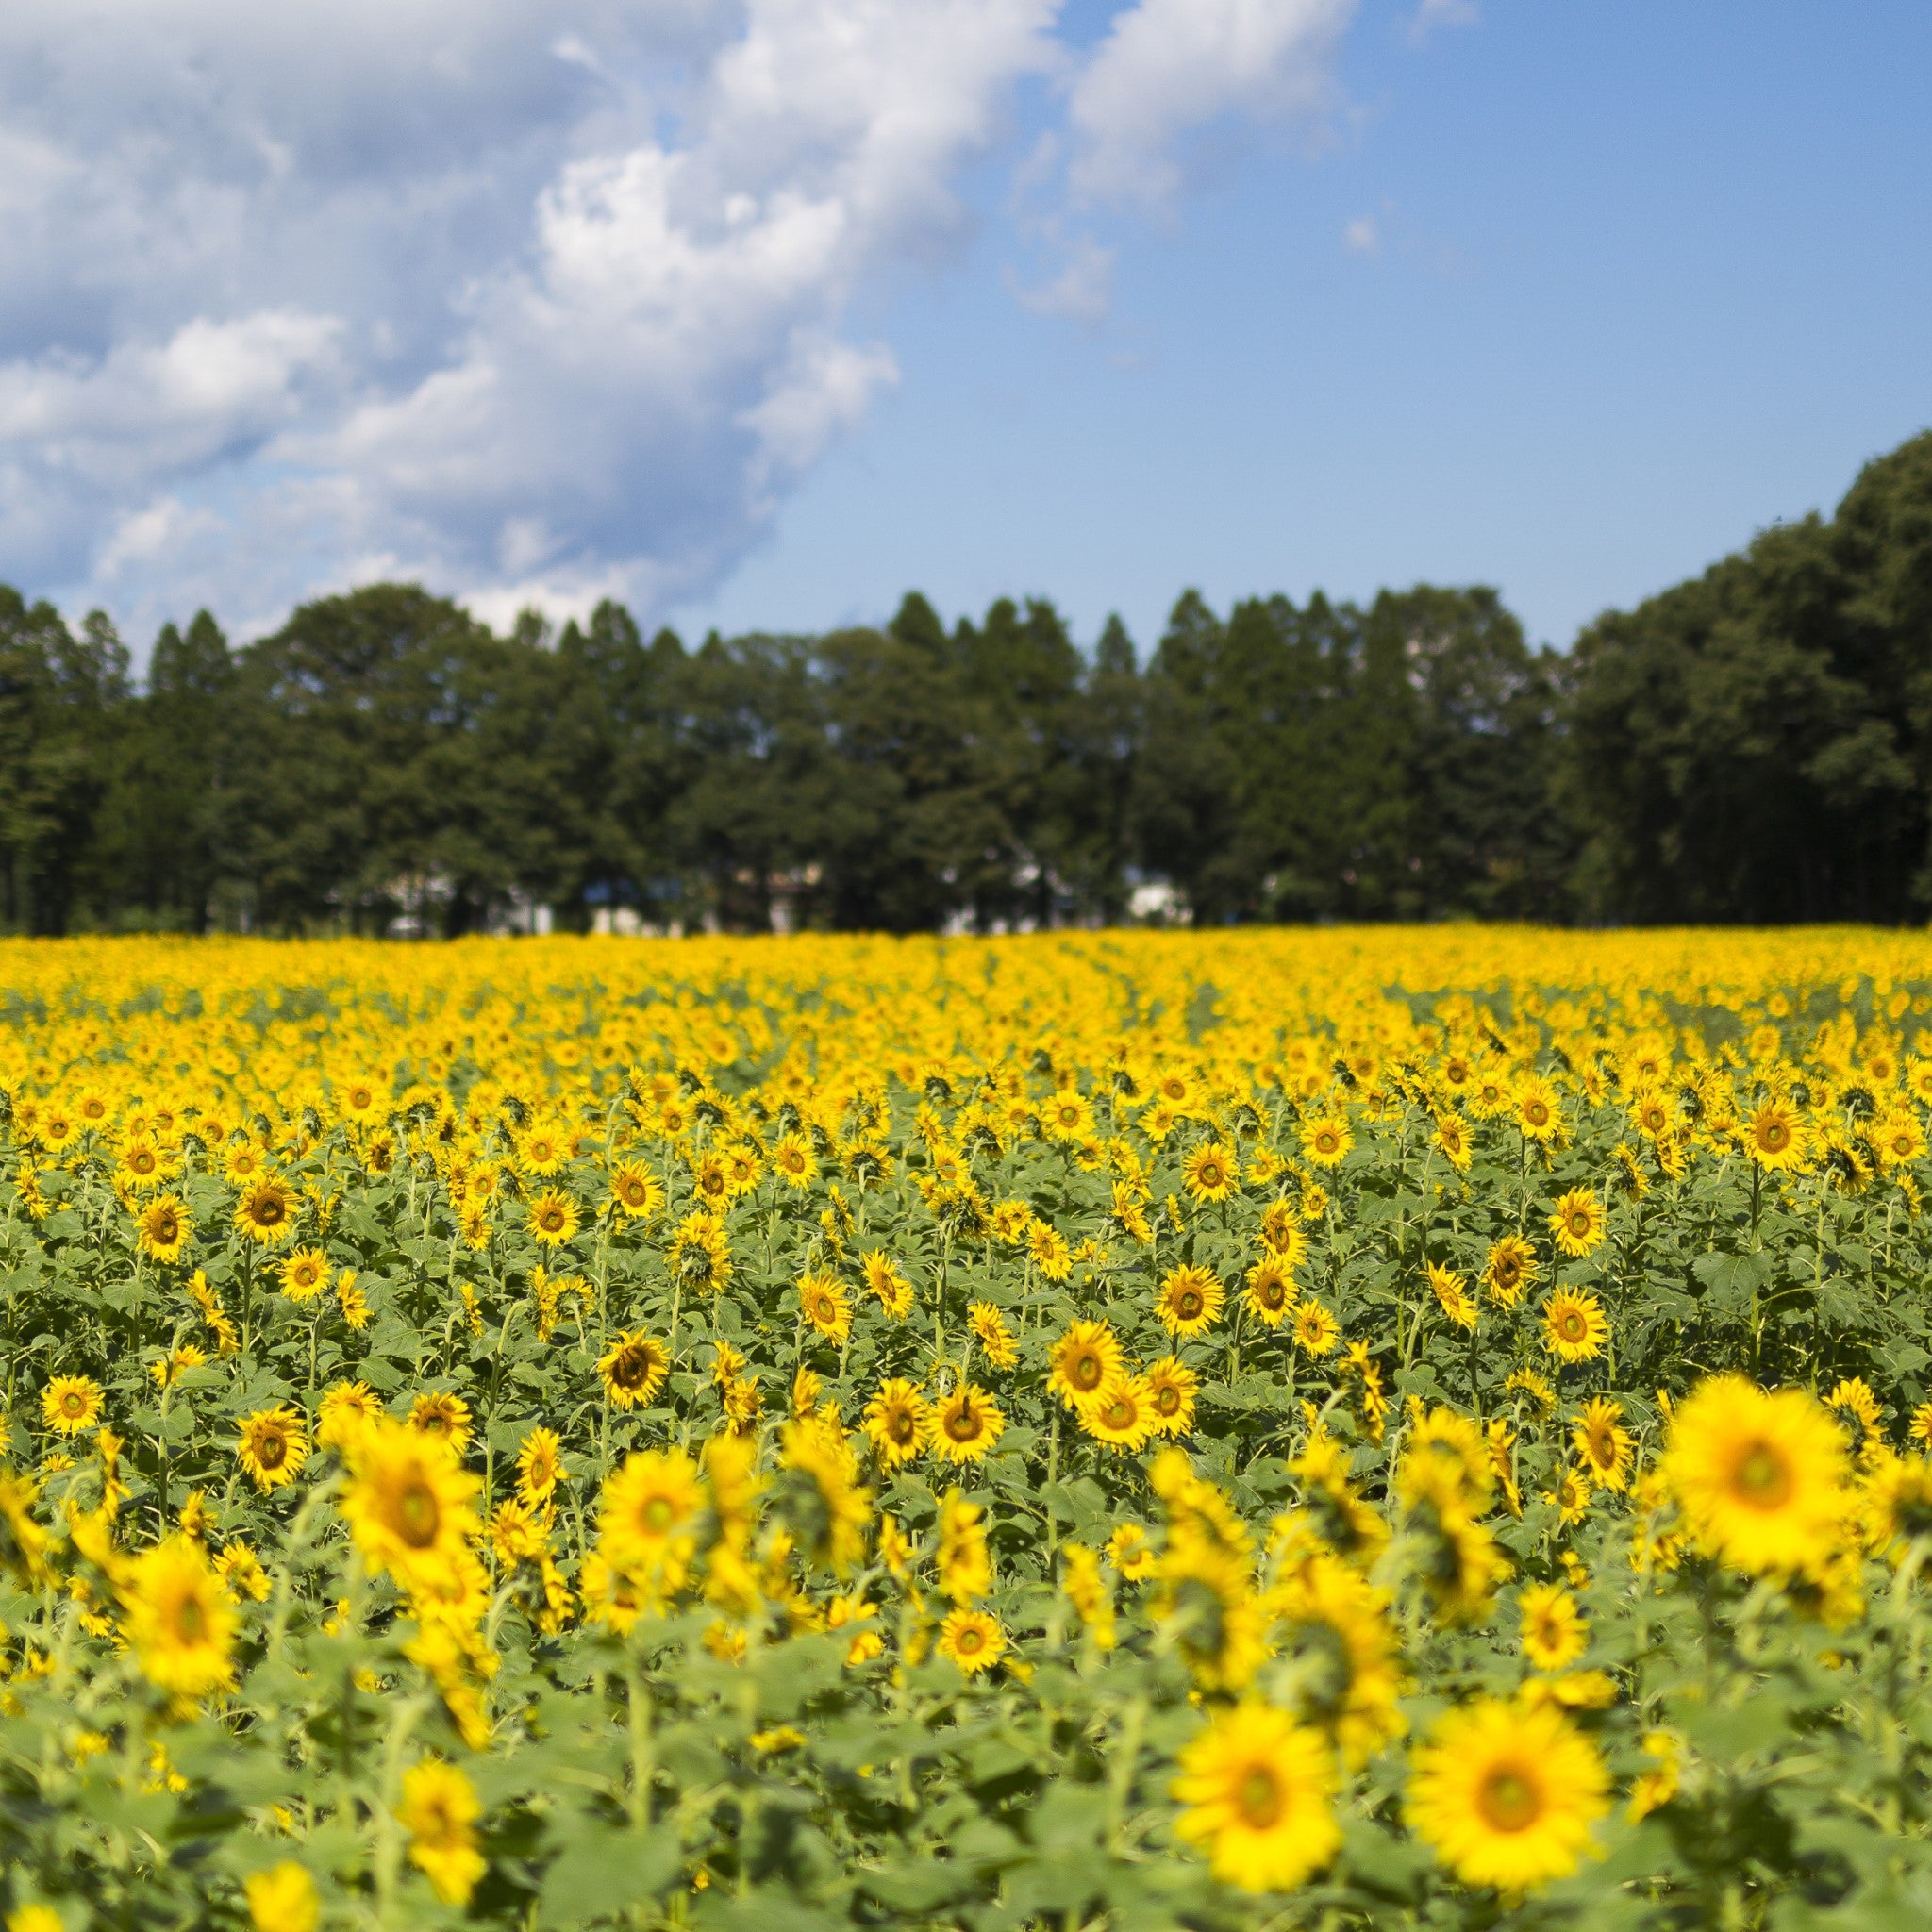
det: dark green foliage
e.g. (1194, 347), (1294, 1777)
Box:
(6, 426), (1931, 933)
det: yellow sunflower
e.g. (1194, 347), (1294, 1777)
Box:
(408, 1391), (473, 1451)
(398, 1758), (487, 1906)
(234, 1175), (298, 1246)
(278, 1245), (332, 1303)
(526, 1190), (579, 1247)
(1662, 1374), (1848, 1577)
(606, 1159), (663, 1220)
(1144, 1357), (1200, 1438)
(1482, 1235), (1537, 1307)
(237, 1407), (309, 1490)
(797, 1269), (852, 1343)
(42, 1374), (104, 1436)
(1743, 1098), (1808, 1173)
(860, 1248), (913, 1316)
(1292, 1300), (1341, 1357)
(120, 1535), (237, 1700)
(1047, 1319), (1122, 1408)
(934, 1606), (1005, 1676)
(134, 1191), (192, 1264)
(598, 1447), (704, 1591)
(1172, 1700), (1341, 1893)
(1407, 1696), (1608, 1893)
(862, 1378), (930, 1468)
(1571, 1396), (1634, 1491)
(597, 1333), (670, 1410)
(1157, 1263), (1225, 1339)
(516, 1425), (568, 1504)
(1080, 1374), (1156, 1453)
(1243, 1254), (1297, 1326)
(1518, 1583), (1589, 1672)
(1182, 1141), (1237, 1203)
(929, 1383), (1005, 1465)
(1300, 1114), (1353, 1168)
(1546, 1189), (1605, 1259)
(340, 1419), (481, 1591)
(1541, 1289), (1608, 1364)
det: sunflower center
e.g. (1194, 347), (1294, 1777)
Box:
(397, 1481), (441, 1547)
(889, 1409), (916, 1443)
(1236, 1766), (1284, 1829)
(1177, 1291), (1203, 1320)
(946, 1407), (981, 1442)
(1477, 1766), (1541, 1833)
(1568, 1211), (1590, 1236)
(955, 1626), (984, 1654)
(1559, 1311), (1586, 1341)
(1762, 1123), (1789, 1151)
(1072, 1354), (1103, 1391)
(1736, 1442), (1793, 1508)
(1155, 1387), (1180, 1416)
(1102, 1397), (1133, 1429)
(642, 1496), (675, 1533)
(175, 1594), (208, 1642)
(258, 1434), (287, 1468)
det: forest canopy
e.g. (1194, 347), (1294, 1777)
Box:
(2, 429), (1928, 937)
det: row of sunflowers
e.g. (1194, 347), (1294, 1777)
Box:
(2, 930), (1932, 1930)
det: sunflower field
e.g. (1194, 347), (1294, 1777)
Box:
(5, 928), (1932, 1932)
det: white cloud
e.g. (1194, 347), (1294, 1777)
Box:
(1068, 0), (1356, 208)
(1343, 214), (1381, 256)
(1007, 236), (1118, 324)
(0, 0), (1366, 643)
(1407, 0), (1479, 46)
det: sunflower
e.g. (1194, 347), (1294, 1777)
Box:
(237, 1407), (309, 1490)
(797, 1269), (852, 1342)
(1028, 1219), (1073, 1282)
(408, 1391), (473, 1451)
(1292, 1300), (1341, 1357)
(1300, 1114), (1353, 1168)
(607, 1159), (663, 1220)
(1482, 1235), (1537, 1307)
(1081, 1374), (1156, 1452)
(526, 1190), (579, 1247)
(42, 1374), (104, 1436)
(1407, 1696), (1608, 1893)
(1182, 1141), (1237, 1203)
(341, 1419), (481, 1590)
(116, 1135), (167, 1190)
(1544, 1465), (1592, 1525)
(859, 1248), (913, 1317)
(317, 1379), (380, 1451)
(1514, 1077), (1563, 1146)
(1157, 1263), (1225, 1339)
(1048, 1319), (1122, 1408)
(1663, 1374), (1848, 1577)
(598, 1447), (704, 1591)
(967, 1300), (1018, 1369)
(929, 1383), (1005, 1464)
(1243, 1254), (1297, 1326)
(1571, 1397), (1634, 1491)
(1541, 1289), (1608, 1364)
(279, 1245), (332, 1302)
(1267, 1552), (1407, 1767)
(234, 1175), (298, 1246)
(862, 1378), (930, 1468)
(1426, 1260), (1477, 1331)
(399, 1758), (487, 1906)
(120, 1536), (237, 1700)
(935, 1606), (1005, 1675)
(243, 1863), (318, 1932)
(1744, 1098), (1808, 1173)
(597, 1332), (670, 1410)
(1546, 1189), (1605, 1259)
(1145, 1357), (1200, 1438)
(135, 1191), (192, 1264)
(1518, 1583), (1589, 1671)
(1172, 1701), (1341, 1893)
(772, 1132), (817, 1189)
(778, 1418), (873, 1574)
(516, 1117), (570, 1175)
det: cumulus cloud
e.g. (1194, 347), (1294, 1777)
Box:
(1067, 0), (1356, 208)
(0, 0), (1368, 643)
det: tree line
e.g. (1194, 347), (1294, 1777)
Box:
(2, 429), (1928, 936)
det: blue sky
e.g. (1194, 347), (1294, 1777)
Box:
(677, 1), (1932, 654)
(2, 2), (1926, 658)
